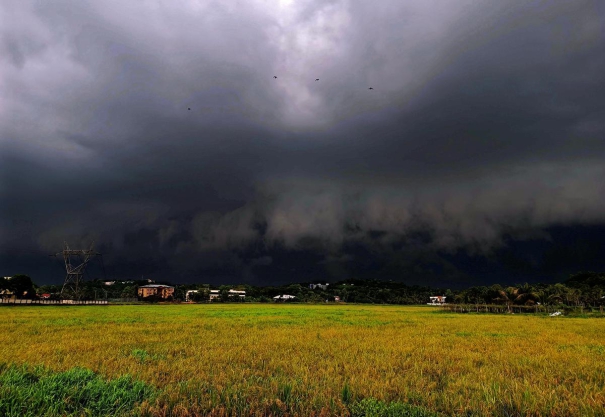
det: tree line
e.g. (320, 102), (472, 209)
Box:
(2, 271), (604, 307)
(453, 272), (605, 308)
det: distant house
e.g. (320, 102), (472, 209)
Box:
(104, 280), (135, 285)
(428, 296), (447, 305)
(185, 290), (198, 302)
(228, 289), (246, 299)
(0, 289), (15, 299)
(208, 289), (246, 301)
(274, 294), (296, 301)
(334, 296), (341, 302)
(40, 293), (51, 299)
(138, 284), (174, 300)
(309, 283), (329, 290)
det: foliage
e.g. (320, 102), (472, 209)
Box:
(189, 289), (209, 302)
(350, 398), (439, 417)
(1, 275), (36, 299)
(120, 285), (137, 298)
(566, 271), (605, 289)
(452, 276), (605, 307)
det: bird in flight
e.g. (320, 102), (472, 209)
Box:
(188, 108), (191, 110)
(273, 76), (277, 79)
(368, 87), (373, 90)
(315, 78), (319, 81)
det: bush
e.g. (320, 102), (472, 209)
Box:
(349, 398), (438, 417)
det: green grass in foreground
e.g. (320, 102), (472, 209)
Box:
(0, 364), (154, 417)
(350, 398), (437, 417)
(0, 363), (436, 417)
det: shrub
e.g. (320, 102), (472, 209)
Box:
(349, 398), (438, 417)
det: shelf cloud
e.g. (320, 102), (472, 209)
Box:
(2, 0), (604, 285)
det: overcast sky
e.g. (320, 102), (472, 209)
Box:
(2, 0), (604, 286)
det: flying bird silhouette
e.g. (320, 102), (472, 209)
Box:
(315, 79), (319, 81)
(273, 76), (277, 79)
(188, 108), (191, 110)
(368, 87), (373, 90)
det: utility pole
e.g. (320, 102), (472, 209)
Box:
(53, 241), (99, 301)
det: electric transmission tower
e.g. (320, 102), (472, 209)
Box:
(54, 241), (99, 300)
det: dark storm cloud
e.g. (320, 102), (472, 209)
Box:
(1, 0), (604, 284)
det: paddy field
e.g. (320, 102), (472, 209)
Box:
(0, 304), (604, 416)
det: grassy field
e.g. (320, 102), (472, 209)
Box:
(0, 304), (604, 416)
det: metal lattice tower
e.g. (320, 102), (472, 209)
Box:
(57, 241), (99, 300)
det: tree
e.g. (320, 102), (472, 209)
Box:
(566, 271), (605, 289)
(170, 286), (185, 301)
(545, 283), (566, 306)
(0, 277), (10, 298)
(463, 286), (489, 304)
(494, 286), (519, 312)
(190, 289), (209, 302)
(219, 286), (231, 302)
(121, 286), (137, 298)
(514, 283), (540, 305)
(7, 274), (36, 299)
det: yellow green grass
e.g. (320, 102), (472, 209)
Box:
(1, 304), (604, 416)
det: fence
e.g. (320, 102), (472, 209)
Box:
(108, 298), (139, 303)
(0, 299), (108, 305)
(441, 304), (605, 314)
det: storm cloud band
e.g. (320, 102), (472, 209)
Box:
(2, 0), (604, 285)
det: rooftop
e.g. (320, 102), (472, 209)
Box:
(139, 284), (174, 288)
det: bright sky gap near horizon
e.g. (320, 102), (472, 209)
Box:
(1, 0), (604, 287)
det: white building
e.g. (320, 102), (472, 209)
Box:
(185, 290), (198, 302)
(228, 289), (246, 298)
(274, 294), (296, 301)
(209, 289), (246, 301)
(428, 296), (447, 305)
(309, 283), (329, 290)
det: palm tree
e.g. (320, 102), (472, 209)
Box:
(565, 287), (582, 306)
(545, 283), (567, 306)
(515, 283), (540, 306)
(494, 287), (519, 313)
(493, 285), (539, 311)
